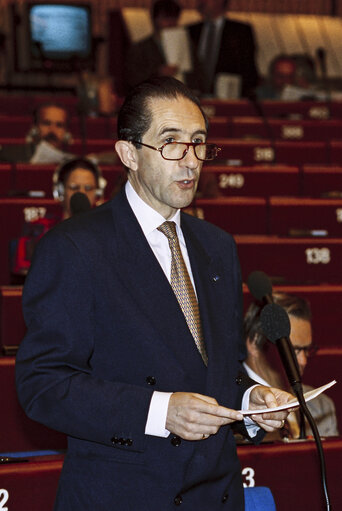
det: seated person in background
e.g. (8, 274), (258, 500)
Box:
(256, 54), (317, 101)
(0, 103), (74, 164)
(188, 0), (259, 97)
(125, 0), (197, 90)
(11, 158), (106, 279)
(243, 292), (339, 438)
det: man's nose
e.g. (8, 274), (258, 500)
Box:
(296, 350), (308, 371)
(180, 146), (199, 168)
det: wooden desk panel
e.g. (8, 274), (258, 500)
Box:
(236, 235), (342, 284)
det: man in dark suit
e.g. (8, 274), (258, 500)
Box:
(16, 77), (291, 510)
(188, 0), (259, 97)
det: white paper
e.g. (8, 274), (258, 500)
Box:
(240, 380), (337, 416)
(160, 26), (192, 73)
(30, 140), (71, 164)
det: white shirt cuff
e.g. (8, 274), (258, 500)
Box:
(145, 391), (173, 437)
(242, 384), (260, 438)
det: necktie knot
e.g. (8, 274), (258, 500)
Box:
(157, 221), (177, 241)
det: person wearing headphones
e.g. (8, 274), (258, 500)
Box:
(0, 103), (74, 163)
(10, 158), (106, 280)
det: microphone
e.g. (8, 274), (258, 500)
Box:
(260, 303), (301, 387)
(247, 270), (273, 304)
(70, 192), (91, 216)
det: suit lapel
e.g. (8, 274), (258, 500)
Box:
(109, 191), (207, 378)
(181, 214), (238, 394)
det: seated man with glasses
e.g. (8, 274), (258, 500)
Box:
(243, 292), (339, 438)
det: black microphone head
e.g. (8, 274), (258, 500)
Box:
(247, 271), (273, 301)
(70, 192), (91, 216)
(260, 303), (291, 343)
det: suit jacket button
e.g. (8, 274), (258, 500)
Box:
(111, 436), (119, 444)
(124, 438), (133, 446)
(174, 495), (183, 505)
(119, 437), (125, 445)
(171, 435), (181, 447)
(235, 376), (243, 385)
(146, 376), (156, 385)
(222, 493), (229, 503)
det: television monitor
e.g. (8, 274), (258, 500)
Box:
(28, 3), (92, 62)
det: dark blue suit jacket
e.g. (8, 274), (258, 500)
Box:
(16, 188), (256, 510)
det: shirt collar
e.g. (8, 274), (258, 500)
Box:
(125, 180), (181, 236)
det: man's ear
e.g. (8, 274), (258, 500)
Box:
(115, 140), (138, 171)
(246, 337), (259, 356)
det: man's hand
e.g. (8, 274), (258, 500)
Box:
(166, 392), (243, 441)
(248, 386), (295, 432)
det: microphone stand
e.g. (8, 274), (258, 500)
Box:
(291, 380), (331, 510)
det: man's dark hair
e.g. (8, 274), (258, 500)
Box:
(152, 0), (181, 21)
(117, 76), (208, 147)
(56, 157), (100, 186)
(244, 292), (312, 350)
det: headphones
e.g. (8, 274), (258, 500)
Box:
(52, 158), (107, 201)
(26, 103), (73, 145)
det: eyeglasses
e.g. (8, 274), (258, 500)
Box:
(293, 344), (318, 358)
(132, 141), (221, 161)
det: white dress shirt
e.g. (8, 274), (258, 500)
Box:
(125, 181), (259, 437)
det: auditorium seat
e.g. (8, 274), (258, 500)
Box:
(0, 116), (32, 138)
(199, 165), (300, 197)
(200, 99), (340, 120)
(0, 94), (78, 116)
(268, 197), (342, 236)
(185, 197), (267, 234)
(235, 235), (342, 284)
(0, 453), (63, 511)
(200, 99), (256, 118)
(302, 165), (342, 197)
(0, 164), (12, 196)
(231, 117), (342, 142)
(243, 284), (342, 349)
(328, 141), (342, 165)
(304, 348), (342, 431)
(0, 357), (67, 452)
(260, 100), (335, 120)
(0, 198), (61, 284)
(238, 438), (342, 511)
(2, 439), (342, 511)
(0, 286), (25, 355)
(211, 139), (329, 166)
(8, 163), (124, 200)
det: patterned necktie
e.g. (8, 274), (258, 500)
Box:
(157, 221), (208, 365)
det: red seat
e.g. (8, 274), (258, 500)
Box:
(199, 165), (299, 197)
(11, 163), (124, 200)
(302, 165), (342, 197)
(0, 94), (79, 116)
(231, 117), (342, 141)
(200, 99), (256, 117)
(0, 286), (25, 354)
(303, 348), (342, 431)
(185, 197), (267, 234)
(0, 453), (63, 511)
(0, 198), (61, 284)
(0, 357), (67, 452)
(235, 235), (342, 284)
(238, 438), (342, 511)
(261, 100), (334, 120)
(243, 284), (342, 348)
(210, 139), (329, 166)
(268, 197), (342, 236)
(0, 164), (12, 196)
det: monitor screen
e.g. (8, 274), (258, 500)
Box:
(28, 4), (92, 60)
